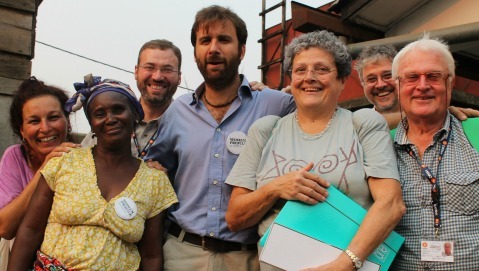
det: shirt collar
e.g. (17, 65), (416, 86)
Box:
(395, 111), (452, 146)
(189, 74), (252, 105)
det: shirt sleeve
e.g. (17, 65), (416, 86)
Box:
(143, 106), (178, 183)
(353, 109), (400, 181)
(281, 93), (296, 116)
(0, 146), (32, 209)
(226, 115), (281, 190)
(40, 155), (66, 192)
(145, 168), (178, 219)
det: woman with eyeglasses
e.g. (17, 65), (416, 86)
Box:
(9, 75), (177, 270)
(225, 30), (405, 271)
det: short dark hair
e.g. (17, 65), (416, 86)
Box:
(9, 77), (70, 139)
(137, 39), (182, 70)
(190, 5), (248, 48)
(355, 45), (397, 82)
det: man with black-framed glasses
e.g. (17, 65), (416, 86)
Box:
(389, 35), (479, 271)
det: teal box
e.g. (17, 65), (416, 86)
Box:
(260, 185), (404, 271)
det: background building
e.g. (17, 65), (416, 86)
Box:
(260, 0), (479, 110)
(0, 0), (41, 154)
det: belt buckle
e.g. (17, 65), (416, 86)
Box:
(201, 236), (213, 251)
(201, 236), (223, 252)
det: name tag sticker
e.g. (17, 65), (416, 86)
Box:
(115, 197), (138, 220)
(420, 240), (454, 262)
(227, 131), (247, 155)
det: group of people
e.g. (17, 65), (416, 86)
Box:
(1, 4), (478, 271)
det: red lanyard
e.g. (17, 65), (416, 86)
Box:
(403, 117), (452, 236)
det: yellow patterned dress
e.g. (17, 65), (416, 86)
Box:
(40, 147), (177, 270)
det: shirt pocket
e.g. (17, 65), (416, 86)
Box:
(444, 171), (479, 214)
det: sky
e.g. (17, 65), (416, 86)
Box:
(32, 0), (329, 133)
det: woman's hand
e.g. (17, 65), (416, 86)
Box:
(145, 159), (167, 173)
(41, 142), (80, 170)
(268, 162), (329, 204)
(300, 253), (355, 271)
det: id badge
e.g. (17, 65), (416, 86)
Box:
(420, 240), (454, 262)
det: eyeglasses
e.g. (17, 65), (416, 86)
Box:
(364, 72), (393, 86)
(397, 72), (450, 86)
(290, 66), (336, 79)
(139, 65), (179, 75)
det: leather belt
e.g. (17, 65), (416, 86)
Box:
(168, 222), (257, 253)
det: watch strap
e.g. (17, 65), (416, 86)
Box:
(344, 249), (363, 270)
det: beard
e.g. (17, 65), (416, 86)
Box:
(137, 81), (176, 106)
(196, 52), (241, 89)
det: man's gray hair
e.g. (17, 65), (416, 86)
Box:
(392, 34), (455, 79)
(355, 45), (397, 82)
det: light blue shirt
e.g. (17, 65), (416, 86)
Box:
(145, 75), (295, 244)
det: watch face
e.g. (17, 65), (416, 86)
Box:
(355, 260), (363, 268)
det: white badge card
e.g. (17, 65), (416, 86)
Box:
(115, 197), (138, 220)
(420, 240), (454, 262)
(227, 131), (247, 155)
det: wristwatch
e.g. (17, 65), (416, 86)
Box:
(345, 249), (363, 270)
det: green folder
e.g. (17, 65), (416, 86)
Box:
(260, 185), (404, 271)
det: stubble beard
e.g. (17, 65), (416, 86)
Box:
(372, 85), (399, 114)
(375, 97), (399, 114)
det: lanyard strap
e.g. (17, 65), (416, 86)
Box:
(133, 129), (159, 159)
(403, 117), (452, 236)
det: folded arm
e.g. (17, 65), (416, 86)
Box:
(226, 163), (329, 232)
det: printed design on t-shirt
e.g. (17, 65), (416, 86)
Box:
(259, 140), (358, 193)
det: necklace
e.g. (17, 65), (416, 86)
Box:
(294, 108), (338, 141)
(203, 93), (238, 108)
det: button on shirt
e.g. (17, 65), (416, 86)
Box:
(145, 75), (295, 244)
(391, 113), (479, 271)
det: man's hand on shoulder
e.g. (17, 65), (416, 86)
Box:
(449, 106), (479, 121)
(249, 81), (292, 95)
(249, 81), (268, 91)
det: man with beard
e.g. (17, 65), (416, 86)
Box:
(355, 45), (478, 129)
(144, 5), (294, 271)
(82, 39), (181, 158)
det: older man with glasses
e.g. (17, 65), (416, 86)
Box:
(389, 35), (479, 271)
(355, 45), (479, 129)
